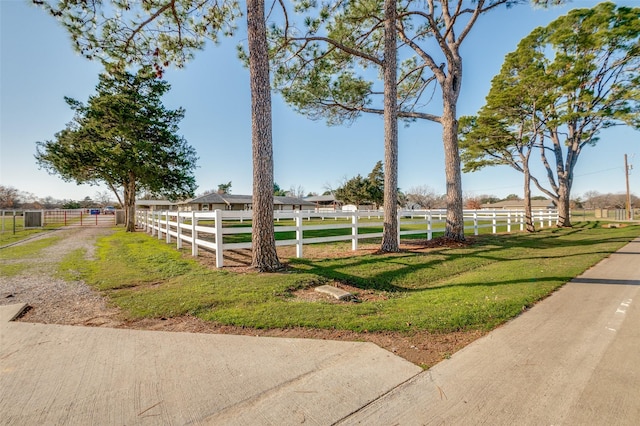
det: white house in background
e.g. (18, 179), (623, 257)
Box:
(304, 195), (378, 211)
(178, 193), (315, 212)
(481, 199), (556, 210)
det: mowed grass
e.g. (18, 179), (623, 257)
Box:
(0, 215), (63, 246)
(0, 235), (61, 277)
(57, 222), (640, 333)
(0, 236), (61, 260)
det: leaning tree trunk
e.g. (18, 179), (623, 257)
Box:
(441, 94), (465, 241)
(380, 0), (399, 253)
(247, 0), (281, 271)
(523, 168), (535, 233)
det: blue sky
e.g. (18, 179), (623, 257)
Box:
(1, 0), (638, 202)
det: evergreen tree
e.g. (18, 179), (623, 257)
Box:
(36, 68), (197, 231)
(36, 0), (283, 270)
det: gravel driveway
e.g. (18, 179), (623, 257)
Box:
(0, 226), (123, 326)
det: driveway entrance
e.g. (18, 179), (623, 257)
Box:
(44, 209), (118, 227)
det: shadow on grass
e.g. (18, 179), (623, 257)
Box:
(287, 224), (640, 293)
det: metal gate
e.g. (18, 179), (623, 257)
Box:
(44, 209), (117, 227)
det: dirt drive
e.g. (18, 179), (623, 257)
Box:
(0, 227), (482, 366)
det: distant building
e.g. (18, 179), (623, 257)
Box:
(480, 199), (555, 210)
(304, 195), (343, 211)
(136, 200), (177, 211)
(178, 193), (315, 212)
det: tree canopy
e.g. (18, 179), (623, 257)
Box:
(267, 0), (402, 251)
(33, 0), (240, 71)
(36, 0), (283, 270)
(460, 2), (639, 227)
(273, 183), (287, 196)
(335, 161), (385, 208)
(35, 67), (198, 231)
(218, 181), (232, 194)
(271, 0), (564, 241)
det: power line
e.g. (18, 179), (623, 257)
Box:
(573, 166), (623, 178)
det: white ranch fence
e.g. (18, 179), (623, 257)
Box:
(136, 209), (558, 268)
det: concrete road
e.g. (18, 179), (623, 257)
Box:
(340, 238), (640, 425)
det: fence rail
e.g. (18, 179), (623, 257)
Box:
(136, 209), (559, 268)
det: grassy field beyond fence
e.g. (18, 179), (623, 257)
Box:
(54, 221), (640, 335)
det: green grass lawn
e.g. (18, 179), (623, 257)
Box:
(54, 221), (640, 334)
(0, 215), (64, 246)
(0, 235), (61, 277)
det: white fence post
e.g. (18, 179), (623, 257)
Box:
(351, 212), (358, 251)
(538, 210), (544, 228)
(157, 212), (163, 240)
(214, 209), (224, 268)
(507, 212), (512, 233)
(474, 212), (479, 236)
(176, 213), (182, 250)
(165, 212), (171, 244)
(397, 212), (401, 244)
(492, 211), (497, 234)
(191, 211), (198, 257)
(519, 212), (524, 231)
(427, 212), (432, 240)
(296, 210), (303, 258)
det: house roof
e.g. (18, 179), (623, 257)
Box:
(304, 195), (340, 203)
(136, 199), (176, 206)
(184, 193), (228, 205)
(220, 194), (254, 204)
(181, 193), (314, 206)
(274, 196), (315, 206)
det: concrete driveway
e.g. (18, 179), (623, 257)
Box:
(0, 303), (420, 425)
(1, 238), (639, 425)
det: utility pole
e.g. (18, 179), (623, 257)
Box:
(625, 154), (631, 220)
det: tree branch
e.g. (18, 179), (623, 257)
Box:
(124, 1), (175, 55)
(288, 36), (382, 65)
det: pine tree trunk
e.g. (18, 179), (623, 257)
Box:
(247, 0), (281, 271)
(380, 0), (399, 253)
(442, 95), (465, 241)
